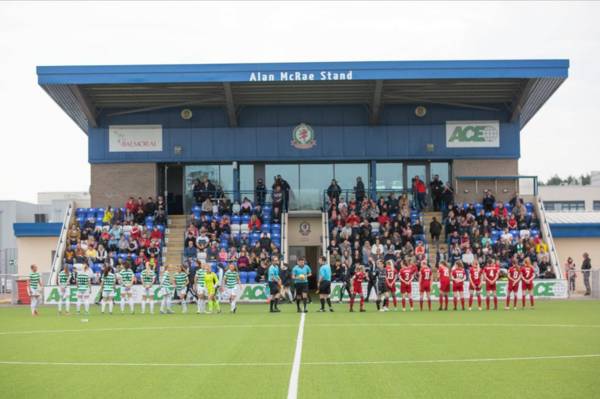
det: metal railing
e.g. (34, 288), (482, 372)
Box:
(454, 175), (539, 197)
(322, 188), (415, 210)
(535, 196), (563, 281)
(49, 201), (74, 286)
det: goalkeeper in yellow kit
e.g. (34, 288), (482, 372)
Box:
(204, 263), (220, 314)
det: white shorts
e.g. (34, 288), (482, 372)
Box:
(77, 290), (90, 299)
(223, 286), (239, 299)
(59, 286), (69, 298)
(29, 288), (40, 297)
(102, 290), (115, 298)
(177, 288), (187, 297)
(122, 286), (133, 295)
(142, 286), (153, 297)
(196, 286), (207, 296)
(160, 287), (173, 297)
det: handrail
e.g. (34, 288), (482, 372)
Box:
(535, 196), (563, 282)
(322, 209), (330, 263)
(49, 201), (74, 286)
(322, 188), (413, 211)
(281, 211), (288, 264)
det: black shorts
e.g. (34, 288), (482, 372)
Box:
(268, 281), (280, 295)
(377, 282), (387, 294)
(318, 281), (331, 295)
(295, 282), (308, 295)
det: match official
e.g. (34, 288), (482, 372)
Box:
(317, 256), (334, 312)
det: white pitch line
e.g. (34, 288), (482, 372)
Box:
(0, 353), (598, 369)
(0, 360), (290, 367)
(308, 323), (600, 329)
(0, 324), (297, 336)
(287, 312), (306, 399)
(303, 353), (600, 366)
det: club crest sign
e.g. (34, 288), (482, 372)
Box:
(291, 123), (316, 149)
(299, 221), (311, 236)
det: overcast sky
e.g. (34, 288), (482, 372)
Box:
(0, 1), (598, 203)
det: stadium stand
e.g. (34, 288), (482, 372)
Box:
(64, 196), (167, 284)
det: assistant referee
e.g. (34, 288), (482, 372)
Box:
(317, 256), (334, 312)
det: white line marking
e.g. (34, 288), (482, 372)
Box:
(287, 313), (305, 399)
(0, 360), (290, 367)
(0, 324), (296, 336)
(303, 353), (600, 366)
(1, 354), (598, 369)
(308, 323), (600, 329)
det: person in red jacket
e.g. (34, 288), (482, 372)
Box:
(413, 176), (427, 211)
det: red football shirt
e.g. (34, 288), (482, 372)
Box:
(438, 266), (451, 283)
(520, 265), (535, 282)
(483, 264), (500, 283)
(469, 267), (482, 285)
(451, 267), (466, 282)
(420, 266), (432, 282)
(399, 266), (415, 283)
(353, 271), (366, 284)
(385, 267), (397, 285)
(508, 266), (521, 282)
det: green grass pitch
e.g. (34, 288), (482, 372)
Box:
(0, 300), (599, 398)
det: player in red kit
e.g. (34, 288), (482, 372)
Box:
(437, 261), (451, 311)
(451, 261), (466, 310)
(468, 261), (483, 311)
(506, 260), (521, 310)
(418, 261), (432, 311)
(483, 258), (500, 310)
(350, 265), (367, 312)
(520, 258), (535, 309)
(398, 260), (416, 311)
(384, 260), (398, 310)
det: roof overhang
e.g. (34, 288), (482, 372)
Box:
(37, 59), (569, 132)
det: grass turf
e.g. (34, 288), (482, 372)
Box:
(0, 300), (599, 398)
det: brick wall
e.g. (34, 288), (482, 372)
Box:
(453, 159), (519, 203)
(90, 163), (158, 208)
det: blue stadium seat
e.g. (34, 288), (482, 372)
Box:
(239, 271), (249, 284)
(525, 202), (534, 212)
(247, 271), (257, 283)
(231, 215), (241, 224)
(241, 215), (251, 224)
(213, 214), (222, 223)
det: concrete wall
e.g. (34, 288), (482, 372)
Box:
(90, 163), (158, 208)
(453, 159), (519, 203)
(16, 236), (57, 276)
(554, 237), (600, 292)
(287, 217), (323, 247)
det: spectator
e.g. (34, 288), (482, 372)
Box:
(565, 257), (576, 293)
(184, 241), (197, 262)
(272, 186), (284, 210)
(144, 196), (156, 217)
(582, 252), (592, 295)
(429, 175), (444, 211)
(327, 179), (342, 202)
(354, 177), (366, 203)
(412, 176), (427, 211)
(102, 206), (113, 225)
(482, 190), (496, 212)
(255, 178), (267, 206)
(272, 175), (290, 211)
(429, 217), (442, 244)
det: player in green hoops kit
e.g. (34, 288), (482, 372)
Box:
(119, 264), (135, 314)
(140, 262), (156, 314)
(57, 264), (71, 315)
(175, 265), (189, 313)
(159, 266), (175, 314)
(221, 262), (241, 313)
(28, 264), (43, 316)
(76, 265), (92, 315)
(194, 262), (207, 314)
(100, 267), (116, 314)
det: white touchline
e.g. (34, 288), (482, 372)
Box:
(0, 354), (598, 369)
(308, 323), (600, 329)
(287, 313), (306, 399)
(302, 353), (600, 366)
(0, 324), (297, 336)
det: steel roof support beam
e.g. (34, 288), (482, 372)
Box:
(369, 80), (383, 125)
(510, 79), (537, 123)
(223, 83), (238, 127)
(69, 85), (97, 128)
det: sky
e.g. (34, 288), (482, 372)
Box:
(0, 1), (599, 203)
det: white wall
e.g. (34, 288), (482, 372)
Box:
(539, 186), (600, 211)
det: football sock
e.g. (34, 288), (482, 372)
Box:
(149, 300), (154, 313)
(522, 295), (526, 308)
(349, 297), (354, 310)
(359, 297), (364, 310)
(513, 296), (517, 307)
(469, 296), (474, 308)
(302, 298), (307, 311)
(460, 298), (465, 310)
(402, 298), (406, 309)
(453, 297), (458, 310)
(120, 298), (125, 312)
(320, 298), (325, 310)
(530, 295), (535, 307)
(486, 296), (490, 310)
(493, 296), (498, 309)
(141, 300), (146, 313)
(214, 299), (220, 312)
(376, 300), (381, 310)
(392, 296), (398, 307)
(409, 298), (413, 308)
(427, 298), (431, 311)
(506, 295), (510, 307)
(101, 300), (106, 313)
(296, 299), (301, 311)
(108, 301), (113, 313)
(84, 300), (90, 313)
(419, 298), (423, 311)
(477, 294), (481, 308)
(326, 298), (332, 308)
(129, 298), (134, 312)
(181, 299), (187, 313)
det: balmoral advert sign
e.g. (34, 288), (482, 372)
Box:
(109, 125), (163, 152)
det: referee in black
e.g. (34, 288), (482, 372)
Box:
(317, 256), (334, 312)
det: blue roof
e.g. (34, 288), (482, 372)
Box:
(13, 223), (62, 237)
(36, 59), (569, 132)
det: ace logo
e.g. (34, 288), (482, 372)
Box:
(446, 120), (500, 148)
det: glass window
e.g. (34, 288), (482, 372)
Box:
(333, 163), (369, 198)
(299, 164), (334, 210)
(594, 201), (600, 212)
(266, 164), (300, 210)
(430, 162), (450, 186)
(184, 164), (233, 212)
(543, 201), (585, 212)
(376, 163), (404, 193)
(239, 164), (255, 201)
